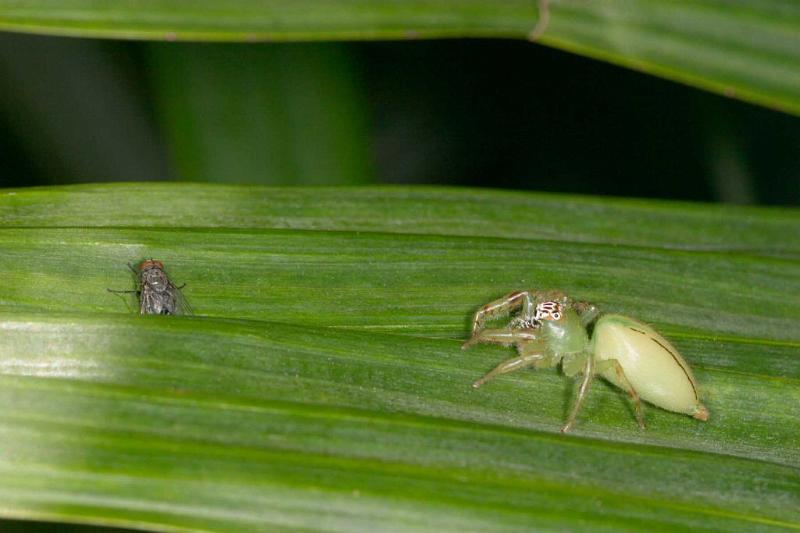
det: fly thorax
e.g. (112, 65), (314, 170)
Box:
(140, 269), (170, 291)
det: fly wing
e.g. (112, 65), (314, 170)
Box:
(139, 284), (159, 315)
(137, 267), (191, 315)
(171, 283), (193, 315)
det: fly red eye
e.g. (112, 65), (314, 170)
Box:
(139, 260), (164, 271)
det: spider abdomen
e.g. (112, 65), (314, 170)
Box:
(592, 314), (708, 420)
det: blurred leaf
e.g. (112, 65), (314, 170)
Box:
(147, 42), (373, 184)
(0, 1), (799, 115)
(0, 183), (798, 531)
(0, 33), (171, 184)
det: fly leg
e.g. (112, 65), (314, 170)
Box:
(108, 263), (140, 294)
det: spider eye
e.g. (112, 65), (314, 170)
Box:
(535, 301), (563, 320)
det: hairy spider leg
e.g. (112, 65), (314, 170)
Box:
(467, 291), (536, 338)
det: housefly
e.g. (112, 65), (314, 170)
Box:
(108, 259), (190, 315)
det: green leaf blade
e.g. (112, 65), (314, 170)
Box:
(0, 184), (798, 531)
(2, 1), (800, 114)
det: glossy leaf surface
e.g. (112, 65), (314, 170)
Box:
(0, 184), (798, 531)
(1, 1), (799, 114)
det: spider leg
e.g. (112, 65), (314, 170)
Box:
(461, 327), (539, 349)
(596, 358), (646, 429)
(472, 339), (548, 388)
(528, 0), (550, 41)
(573, 300), (600, 327)
(467, 291), (535, 337)
(561, 353), (595, 433)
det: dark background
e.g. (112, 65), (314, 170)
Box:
(1, 33), (798, 205)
